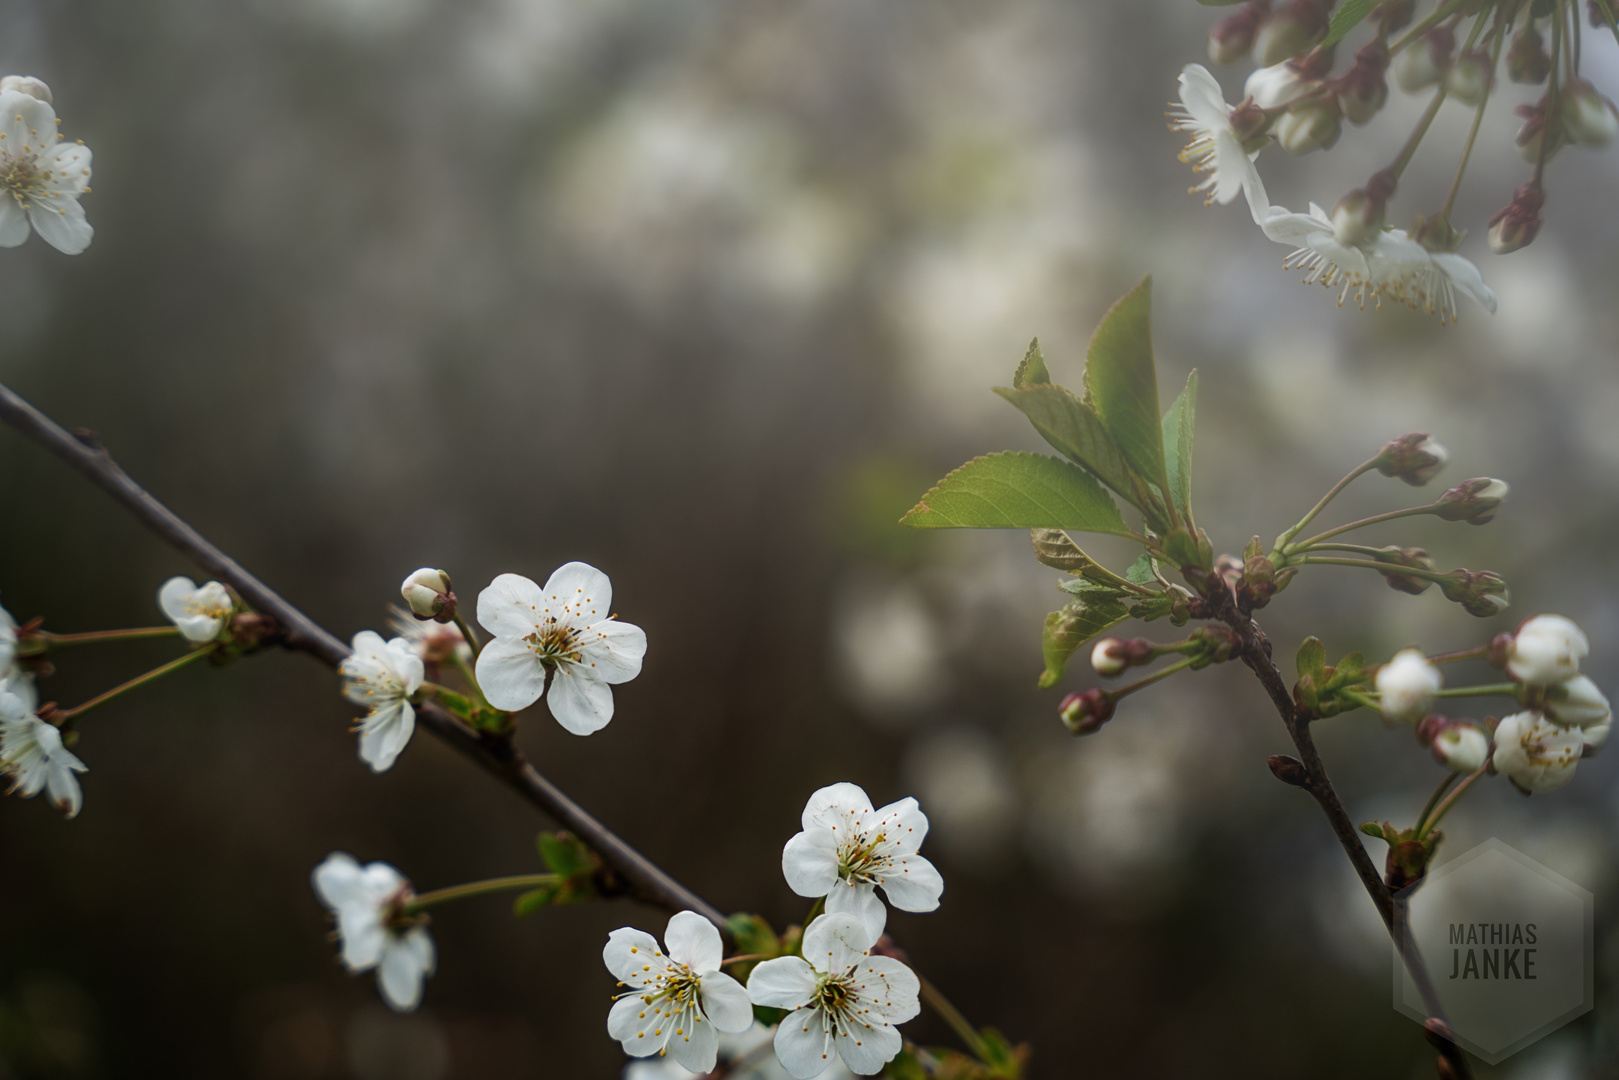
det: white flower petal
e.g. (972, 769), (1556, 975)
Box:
(604, 926), (665, 984)
(833, 1020), (901, 1076)
(859, 956), (921, 1022)
(666, 1014), (719, 1075)
(1429, 252), (1497, 315)
(875, 853), (942, 914)
(1176, 64), (1231, 130)
(664, 910), (723, 973)
(608, 993), (649, 1043)
(357, 701), (415, 772)
(475, 635), (547, 711)
(377, 935), (430, 1011)
(698, 972), (754, 1034)
(541, 560), (614, 615)
(0, 197), (29, 247)
(158, 576), (198, 623)
(800, 782), (872, 832)
(745, 957), (817, 1010)
(27, 194), (91, 255)
(476, 572), (547, 638)
(773, 1008), (834, 1079)
(547, 668), (615, 734)
(823, 883), (886, 942)
(801, 915), (872, 975)
(781, 828), (841, 898)
(869, 797), (928, 852)
(578, 619), (647, 684)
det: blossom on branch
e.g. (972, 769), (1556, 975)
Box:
(781, 783), (943, 941)
(389, 606), (471, 666)
(311, 852), (436, 1012)
(474, 562), (646, 734)
(1168, 64), (1269, 220)
(1491, 711), (1585, 794)
(1505, 615), (1589, 685)
(0, 79), (93, 255)
(158, 577), (234, 644)
(746, 914), (919, 1079)
(339, 631), (424, 772)
(1375, 649), (1441, 724)
(603, 910), (753, 1074)
(0, 680), (86, 818)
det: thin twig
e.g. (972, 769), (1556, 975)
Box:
(0, 380), (726, 929)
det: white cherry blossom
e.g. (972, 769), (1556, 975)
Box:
(604, 911), (754, 1074)
(1506, 615), (1588, 685)
(0, 682), (86, 818)
(158, 577), (234, 644)
(474, 562), (647, 734)
(1259, 202), (1374, 306)
(0, 85), (93, 255)
(746, 915), (919, 1079)
(1168, 65), (1269, 221)
(1491, 710), (1585, 794)
(339, 630), (425, 772)
(311, 852), (436, 1011)
(1375, 649), (1441, 724)
(781, 783), (943, 941)
(624, 1023), (856, 1080)
(1364, 229), (1498, 324)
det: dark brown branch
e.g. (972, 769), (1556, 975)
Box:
(0, 380), (726, 930)
(1214, 596), (1472, 1079)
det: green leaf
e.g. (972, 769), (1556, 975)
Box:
(1323, 0), (1377, 46)
(992, 384), (1155, 523)
(513, 884), (562, 917)
(1297, 637), (1327, 681)
(1125, 551), (1158, 586)
(1161, 528), (1201, 568)
(726, 913), (781, 959)
(900, 452), (1130, 535)
(537, 832), (596, 878)
(1012, 337), (1050, 388)
(1082, 277), (1170, 513)
(1030, 529), (1138, 590)
(1162, 370), (1197, 523)
(1039, 594), (1130, 689)
(1128, 593), (1174, 622)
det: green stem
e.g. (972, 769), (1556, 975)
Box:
(1414, 771), (1461, 835)
(1390, 0), (1470, 54)
(1422, 644), (1491, 666)
(1295, 556), (1451, 585)
(403, 873), (558, 914)
(58, 647), (214, 722)
(1431, 682), (1517, 700)
(1341, 688), (1380, 712)
(1439, 14), (1507, 219)
(1418, 763), (1489, 840)
(918, 974), (992, 1064)
(1291, 505), (1439, 550)
(449, 649), (491, 710)
(453, 613), (482, 660)
(1275, 459), (1379, 552)
(30, 626), (183, 652)
(1597, 0), (1619, 48)
(1540, 0), (1566, 186)
(1298, 542), (1401, 558)
(1111, 656), (1197, 699)
(1388, 84), (1449, 179)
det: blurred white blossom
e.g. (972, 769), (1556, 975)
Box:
(0, 83), (92, 255)
(1507, 616), (1589, 685)
(0, 682), (86, 818)
(311, 852), (436, 1012)
(1375, 649), (1441, 724)
(339, 631), (425, 772)
(158, 577), (234, 644)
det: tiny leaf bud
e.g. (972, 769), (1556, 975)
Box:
(1433, 477), (1508, 523)
(1375, 432), (1448, 486)
(1267, 754), (1310, 787)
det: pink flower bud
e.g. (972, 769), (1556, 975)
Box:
(1488, 182), (1544, 254)
(1059, 688), (1115, 735)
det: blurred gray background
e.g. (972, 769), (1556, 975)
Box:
(0, 0), (1616, 1076)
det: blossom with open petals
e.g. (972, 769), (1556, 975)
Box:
(389, 606), (471, 666)
(1365, 230), (1498, 324)
(339, 630), (424, 772)
(746, 915), (919, 1079)
(1168, 65), (1269, 221)
(475, 562), (646, 733)
(158, 577), (234, 643)
(1259, 202), (1374, 306)
(782, 783), (942, 941)
(0, 82), (92, 254)
(604, 911), (754, 1073)
(311, 852), (436, 1011)
(0, 682), (86, 818)
(624, 1023), (856, 1080)
(1491, 711), (1585, 794)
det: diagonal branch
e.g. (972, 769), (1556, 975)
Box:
(1214, 596), (1473, 1079)
(0, 380), (726, 929)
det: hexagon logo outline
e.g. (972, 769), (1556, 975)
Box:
(1391, 837), (1594, 1065)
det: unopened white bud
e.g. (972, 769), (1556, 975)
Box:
(1090, 638), (1127, 677)
(1543, 675), (1611, 729)
(0, 75), (52, 103)
(1375, 648), (1441, 724)
(1433, 725), (1490, 773)
(401, 567), (452, 619)
(1443, 49), (1493, 106)
(1563, 79), (1619, 146)
(1276, 98), (1342, 154)
(1245, 63), (1308, 109)
(1506, 615), (1588, 685)
(1582, 717), (1610, 753)
(1394, 28), (1453, 93)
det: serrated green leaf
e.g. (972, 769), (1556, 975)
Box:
(513, 884), (561, 917)
(1039, 594), (1130, 689)
(1059, 577), (1126, 599)
(1082, 277), (1171, 518)
(992, 384), (1159, 526)
(901, 452), (1130, 535)
(1125, 551), (1158, 586)
(1012, 337), (1050, 388)
(1128, 594), (1174, 622)
(1162, 370), (1197, 523)
(1323, 0), (1377, 46)
(537, 832), (595, 878)
(1297, 637), (1327, 680)
(1031, 529), (1138, 590)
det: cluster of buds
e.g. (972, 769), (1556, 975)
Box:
(400, 568), (457, 624)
